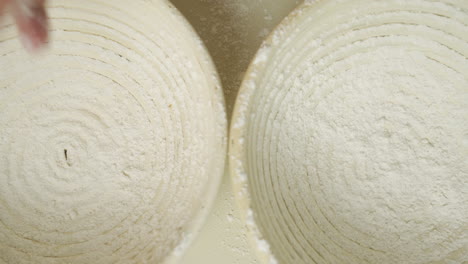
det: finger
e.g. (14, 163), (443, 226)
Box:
(0, 0), (12, 15)
(11, 0), (48, 52)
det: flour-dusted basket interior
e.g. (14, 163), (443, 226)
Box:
(230, 0), (467, 263)
(0, 0), (226, 263)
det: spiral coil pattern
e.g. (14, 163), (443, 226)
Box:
(230, 0), (467, 263)
(0, 0), (226, 263)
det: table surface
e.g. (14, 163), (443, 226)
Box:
(167, 1), (302, 263)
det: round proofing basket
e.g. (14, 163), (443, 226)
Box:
(230, 0), (467, 263)
(0, 0), (226, 263)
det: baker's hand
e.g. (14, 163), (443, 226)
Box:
(0, 0), (48, 52)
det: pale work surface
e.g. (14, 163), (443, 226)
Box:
(168, 1), (302, 263)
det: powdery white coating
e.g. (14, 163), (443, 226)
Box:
(244, 209), (277, 264)
(230, 0), (468, 263)
(0, 0), (226, 263)
(253, 45), (271, 65)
